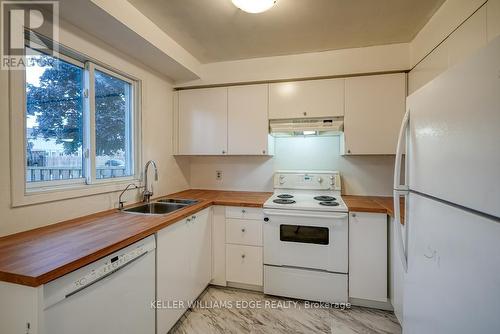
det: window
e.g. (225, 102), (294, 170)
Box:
(22, 43), (140, 192)
(94, 69), (134, 180)
(26, 48), (85, 183)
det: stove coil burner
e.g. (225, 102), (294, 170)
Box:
(319, 201), (339, 206)
(277, 194), (294, 199)
(273, 199), (296, 204)
(314, 196), (336, 202)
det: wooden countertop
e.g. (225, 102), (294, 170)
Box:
(343, 195), (405, 223)
(0, 190), (403, 287)
(0, 190), (272, 287)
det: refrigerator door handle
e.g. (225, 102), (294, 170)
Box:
(394, 107), (410, 190)
(394, 190), (408, 272)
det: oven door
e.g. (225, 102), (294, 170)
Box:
(263, 209), (348, 273)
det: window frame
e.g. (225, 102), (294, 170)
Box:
(10, 35), (142, 207)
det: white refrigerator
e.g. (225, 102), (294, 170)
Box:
(393, 36), (500, 334)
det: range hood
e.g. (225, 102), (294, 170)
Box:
(269, 117), (343, 137)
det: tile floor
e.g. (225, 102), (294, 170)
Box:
(170, 286), (401, 334)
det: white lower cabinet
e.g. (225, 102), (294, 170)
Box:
(226, 218), (263, 246)
(156, 208), (212, 334)
(226, 244), (263, 286)
(211, 206), (227, 286)
(348, 211), (388, 304)
(224, 206), (264, 288)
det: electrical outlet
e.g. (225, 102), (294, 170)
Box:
(216, 170), (222, 180)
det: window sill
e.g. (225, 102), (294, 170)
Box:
(12, 178), (142, 208)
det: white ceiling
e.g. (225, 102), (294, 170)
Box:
(128, 0), (445, 64)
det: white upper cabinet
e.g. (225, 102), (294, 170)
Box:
(343, 73), (406, 155)
(269, 78), (345, 119)
(228, 84), (269, 155)
(178, 87), (228, 155)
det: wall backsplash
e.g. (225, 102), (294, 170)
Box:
(189, 136), (395, 196)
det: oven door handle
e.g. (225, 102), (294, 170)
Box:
(263, 210), (348, 220)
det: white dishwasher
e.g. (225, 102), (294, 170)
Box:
(43, 235), (156, 334)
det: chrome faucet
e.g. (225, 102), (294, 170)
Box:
(118, 183), (139, 209)
(143, 160), (158, 203)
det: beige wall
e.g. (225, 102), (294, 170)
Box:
(0, 20), (190, 236)
(176, 43), (410, 87)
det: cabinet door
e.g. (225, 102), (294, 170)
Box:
(269, 79), (344, 119)
(178, 87), (228, 155)
(156, 219), (190, 334)
(228, 84), (269, 155)
(211, 206), (226, 286)
(344, 73), (405, 154)
(226, 244), (263, 286)
(189, 208), (212, 300)
(349, 212), (387, 302)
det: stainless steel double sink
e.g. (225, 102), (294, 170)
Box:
(121, 198), (199, 215)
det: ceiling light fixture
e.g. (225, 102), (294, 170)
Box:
(232, 0), (276, 14)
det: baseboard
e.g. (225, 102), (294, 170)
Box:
(226, 281), (263, 292)
(349, 297), (394, 311)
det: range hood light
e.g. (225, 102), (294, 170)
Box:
(232, 0), (276, 13)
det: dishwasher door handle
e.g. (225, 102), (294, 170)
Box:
(65, 251), (149, 299)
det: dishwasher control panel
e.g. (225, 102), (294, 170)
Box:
(71, 242), (155, 292)
(43, 235), (156, 309)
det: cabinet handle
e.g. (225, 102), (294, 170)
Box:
(262, 150), (266, 154)
(241, 228), (246, 233)
(264, 217), (269, 222)
(241, 254), (246, 259)
(186, 218), (191, 222)
(303, 112), (307, 116)
(222, 150), (226, 154)
(347, 149), (351, 154)
(242, 209), (246, 213)
(351, 213), (356, 218)
(192, 215), (196, 219)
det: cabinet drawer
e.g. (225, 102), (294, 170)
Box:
(226, 219), (262, 246)
(225, 206), (264, 220)
(226, 244), (263, 286)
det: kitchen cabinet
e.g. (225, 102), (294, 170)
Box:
(188, 208), (212, 300)
(228, 84), (270, 155)
(226, 218), (263, 246)
(156, 208), (212, 334)
(178, 87), (228, 155)
(225, 206), (264, 288)
(175, 85), (272, 155)
(269, 78), (345, 119)
(348, 212), (387, 303)
(343, 73), (406, 155)
(226, 244), (263, 286)
(211, 206), (227, 286)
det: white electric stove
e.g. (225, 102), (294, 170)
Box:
(263, 171), (349, 303)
